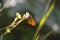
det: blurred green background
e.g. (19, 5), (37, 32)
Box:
(0, 0), (60, 40)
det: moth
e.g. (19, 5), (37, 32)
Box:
(27, 15), (36, 26)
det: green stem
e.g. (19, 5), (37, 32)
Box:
(42, 31), (53, 40)
(0, 32), (7, 40)
(33, 0), (56, 40)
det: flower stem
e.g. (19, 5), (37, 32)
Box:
(33, 0), (56, 40)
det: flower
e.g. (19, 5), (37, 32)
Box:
(23, 12), (30, 19)
(16, 12), (22, 19)
(6, 28), (11, 33)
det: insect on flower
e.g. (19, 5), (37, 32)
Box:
(25, 12), (36, 26)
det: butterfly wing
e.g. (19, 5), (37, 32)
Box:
(28, 16), (36, 26)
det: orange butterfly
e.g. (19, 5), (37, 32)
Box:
(27, 16), (36, 26)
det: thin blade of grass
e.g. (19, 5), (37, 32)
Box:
(33, 0), (56, 40)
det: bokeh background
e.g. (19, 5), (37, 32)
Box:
(0, 0), (60, 40)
